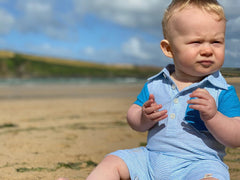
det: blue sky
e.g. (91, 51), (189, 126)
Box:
(0, 0), (240, 67)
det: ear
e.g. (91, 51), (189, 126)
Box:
(160, 39), (173, 58)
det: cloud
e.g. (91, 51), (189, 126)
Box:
(81, 37), (169, 66)
(73, 0), (167, 35)
(84, 46), (95, 56)
(0, 0), (239, 68)
(227, 16), (240, 35)
(123, 37), (151, 60)
(224, 38), (240, 67)
(27, 42), (74, 59)
(123, 37), (171, 66)
(226, 38), (240, 58)
(74, 0), (240, 38)
(15, 0), (77, 40)
(221, 0), (240, 19)
(0, 8), (15, 34)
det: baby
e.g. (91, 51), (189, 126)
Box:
(86, 0), (240, 180)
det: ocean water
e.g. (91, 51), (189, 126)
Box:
(0, 77), (145, 86)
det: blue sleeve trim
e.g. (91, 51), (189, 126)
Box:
(218, 85), (240, 117)
(134, 82), (150, 106)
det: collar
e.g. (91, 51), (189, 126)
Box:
(148, 64), (228, 90)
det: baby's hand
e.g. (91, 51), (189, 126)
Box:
(142, 94), (168, 122)
(188, 88), (217, 122)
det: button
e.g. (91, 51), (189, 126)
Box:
(134, 176), (139, 180)
(171, 84), (176, 90)
(173, 98), (179, 104)
(170, 113), (175, 119)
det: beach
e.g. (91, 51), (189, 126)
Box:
(0, 78), (239, 180)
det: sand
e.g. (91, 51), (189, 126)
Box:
(0, 77), (239, 180)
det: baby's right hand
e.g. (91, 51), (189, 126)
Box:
(142, 94), (168, 122)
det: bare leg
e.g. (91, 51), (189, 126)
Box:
(200, 177), (219, 180)
(87, 155), (130, 180)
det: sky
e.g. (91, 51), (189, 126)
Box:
(0, 0), (240, 67)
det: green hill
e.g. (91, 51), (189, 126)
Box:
(0, 50), (239, 79)
(0, 51), (162, 79)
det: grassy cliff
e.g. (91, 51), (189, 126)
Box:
(0, 51), (162, 79)
(0, 50), (239, 78)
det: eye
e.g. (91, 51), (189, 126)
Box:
(190, 40), (203, 44)
(212, 39), (224, 44)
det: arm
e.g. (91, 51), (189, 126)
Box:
(188, 88), (240, 148)
(127, 94), (168, 132)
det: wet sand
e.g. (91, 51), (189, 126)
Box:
(0, 78), (239, 180)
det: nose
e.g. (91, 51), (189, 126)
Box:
(200, 44), (213, 57)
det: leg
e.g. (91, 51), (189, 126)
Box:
(200, 173), (219, 180)
(184, 160), (229, 180)
(86, 155), (130, 180)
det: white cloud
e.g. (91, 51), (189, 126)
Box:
(121, 37), (170, 66)
(0, 8), (15, 34)
(227, 16), (240, 33)
(220, 0), (240, 19)
(226, 38), (240, 58)
(123, 37), (151, 60)
(73, 0), (166, 32)
(224, 38), (240, 67)
(0, 0), (239, 67)
(25, 42), (73, 58)
(74, 0), (240, 38)
(84, 46), (95, 55)
(15, 0), (77, 40)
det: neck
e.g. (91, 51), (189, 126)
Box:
(170, 71), (205, 91)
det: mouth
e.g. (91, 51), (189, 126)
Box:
(198, 60), (214, 67)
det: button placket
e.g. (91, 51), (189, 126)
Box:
(170, 113), (176, 119)
(171, 83), (176, 90)
(173, 98), (179, 104)
(166, 85), (179, 135)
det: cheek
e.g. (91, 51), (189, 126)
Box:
(216, 49), (225, 63)
(177, 50), (196, 63)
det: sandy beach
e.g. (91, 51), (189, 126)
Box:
(0, 77), (239, 180)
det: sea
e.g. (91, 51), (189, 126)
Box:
(0, 77), (146, 86)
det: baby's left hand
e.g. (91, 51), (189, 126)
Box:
(188, 88), (217, 122)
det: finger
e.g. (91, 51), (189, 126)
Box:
(149, 94), (155, 101)
(147, 110), (168, 121)
(143, 104), (162, 115)
(154, 112), (168, 122)
(191, 88), (209, 95)
(187, 98), (208, 106)
(190, 90), (210, 100)
(188, 104), (205, 111)
(143, 99), (154, 108)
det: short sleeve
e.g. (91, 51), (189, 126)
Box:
(218, 85), (240, 117)
(134, 82), (150, 106)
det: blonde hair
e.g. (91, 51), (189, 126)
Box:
(162, 0), (226, 39)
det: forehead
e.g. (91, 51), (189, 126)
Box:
(168, 6), (226, 36)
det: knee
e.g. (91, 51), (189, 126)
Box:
(200, 177), (219, 180)
(100, 155), (124, 167)
(101, 155), (128, 171)
(100, 155), (130, 179)
(199, 173), (219, 180)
